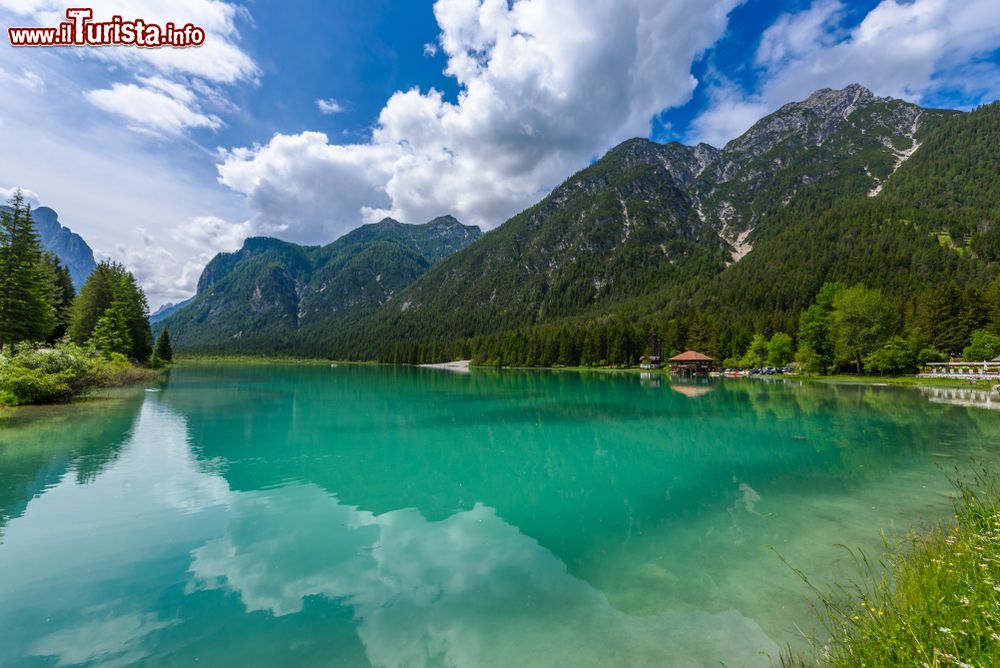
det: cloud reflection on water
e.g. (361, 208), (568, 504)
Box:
(5, 391), (780, 667)
(189, 484), (780, 667)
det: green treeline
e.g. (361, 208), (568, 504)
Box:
(67, 261), (154, 361)
(374, 277), (1000, 373)
(0, 189), (62, 345)
(0, 190), (162, 405)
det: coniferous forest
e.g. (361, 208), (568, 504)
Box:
(0, 190), (158, 405)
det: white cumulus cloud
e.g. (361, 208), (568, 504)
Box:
(316, 98), (345, 115)
(86, 80), (222, 135)
(0, 66), (44, 92)
(112, 216), (254, 303)
(685, 76), (769, 148)
(688, 0), (1000, 146)
(216, 0), (744, 244)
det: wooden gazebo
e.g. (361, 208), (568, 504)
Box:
(669, 351), (718, 376)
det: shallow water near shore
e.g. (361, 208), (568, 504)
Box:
(1, 365), (999, 667)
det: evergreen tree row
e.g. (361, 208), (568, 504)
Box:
(0, 190), (162, 363)
(365, 276), (1000, 375)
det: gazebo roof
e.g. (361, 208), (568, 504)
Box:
(669, 350), (715, 362)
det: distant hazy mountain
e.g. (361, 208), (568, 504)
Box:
(31, 206), (97, 290)
(150, 297), (193, 324)
(158, 216), (481, 353)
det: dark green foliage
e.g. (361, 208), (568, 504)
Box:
(0, 340), (156, 406)
(830, 285), (895, 374)
(154, 328), (173, 362)
(69, 261), (152, 361)
(864, 336), (919, 375)
(963, 330), (1000, 362)
(0, 190), (55, 346)
(40, 252), (75, 341)
(795, 345), (823, 375)
(116, 270), (153, 361)
(797, 283), (845, 372)
(0, 341), (96, 405)
(767, 332), (794, 367)
(91, 302), (132, 357)
(743, 334), (770, 368)
(910, 283), (987, 355)
(881, 101), (1000, 248)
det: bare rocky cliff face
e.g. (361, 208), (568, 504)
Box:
(585, 84), (949, 263)
(30, 206), (97, 289)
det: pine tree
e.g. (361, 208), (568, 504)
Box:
(91, 302), (132, 358)
(116, 270), (152, 361)
(685, 312), (718, 358)
(68, 261), (152, 361)
(154, 328), (173, 362)
(39, 252), (75, 341)
(0, 190), (55, 347)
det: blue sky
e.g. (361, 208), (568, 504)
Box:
(1, 0), (999, 307)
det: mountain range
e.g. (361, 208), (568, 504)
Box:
(159, 216), (481, 353)
(157, 85), (1000, 361)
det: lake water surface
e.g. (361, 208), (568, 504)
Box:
(1, 365), (999, 667)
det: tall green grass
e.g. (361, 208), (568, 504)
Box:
(783, 466), (1000, 667)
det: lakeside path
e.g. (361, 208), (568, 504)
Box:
(419, 359), (471, 373)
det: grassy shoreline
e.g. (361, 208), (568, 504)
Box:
(810, 374), (997, 390)
(784, 470), (1000, 667)
(0, 366), (165, 410)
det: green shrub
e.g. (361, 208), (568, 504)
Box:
(0, 340), (100, 405)
(963, 330), (1000, 362)
(0, 365), (76, 405)
(864, 336), (919, 375)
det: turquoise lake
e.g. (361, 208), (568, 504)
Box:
(2, 365), (1000, 667)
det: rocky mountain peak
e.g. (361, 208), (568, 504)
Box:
(426, 214), (463, 227)
(798, 84), (876, 116)
(29, 206), (97, 289)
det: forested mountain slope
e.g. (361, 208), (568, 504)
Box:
(330, 85), (960, 357)
(684, 100), (1000, 338)
(159, 216), (480, 353)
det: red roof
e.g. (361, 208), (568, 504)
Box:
(669, 350), (715, 362)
